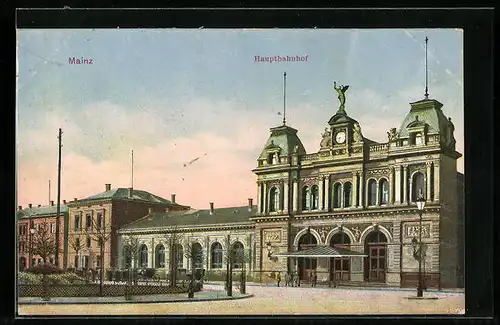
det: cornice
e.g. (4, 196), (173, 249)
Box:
(118, 222), (255, 235)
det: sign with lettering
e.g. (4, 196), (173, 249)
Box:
(264, 230), (281, 243)
(404, 223), (431, 239)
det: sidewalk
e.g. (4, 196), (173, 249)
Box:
(204, 281), (465, 294)
(18, 290), (252, 305)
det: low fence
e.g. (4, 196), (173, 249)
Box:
(18, 283), (189, 297)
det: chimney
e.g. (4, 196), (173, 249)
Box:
(28, 204), (32, 209)
(18, 205), (22, 211)
(50, 200), (54, 206)
(148, 207), (153, 215)
(105, 184), (111, 191)
(74, 198), (78, 201)
(37, 204), (41, 207)
(248, 198), (253, 211)
(63, 200), (67, 204)
(128, 187), (133, 198)
(209, 202), (214, 215)
(171, 194), (176, 204)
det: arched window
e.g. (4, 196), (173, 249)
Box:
(191, 243), (203, 269)
(302, 186), (311, 210)
(232, 242), (245, 269)
(211, 242), (223, 269)
(269, 187), (280, 212)
(368, 179), (377, 206)
(333, 183), (342, 208)
(123, 245), (131, 268)
(412, 172), (426, 201)
(379, 179), (389, 205)
(311, 185), (319, 210)
(175, 244), (183, 269)
(140, 244), (148, 268)
(344, 182), (352, 207)
(155, 244), (165, 268)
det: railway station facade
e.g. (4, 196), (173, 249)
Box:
(117, 86), (464, 289)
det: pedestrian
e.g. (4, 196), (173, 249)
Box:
(312, 271), (318, 287)
(309, 271), (313, 287)
(284, 272), (290, 286)
(276, 271), (281, 287)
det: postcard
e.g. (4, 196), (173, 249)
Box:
(16, 27), (465, 315)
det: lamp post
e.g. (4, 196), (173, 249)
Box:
(29, 228), (35, 269)
(415, 196), (426, 298)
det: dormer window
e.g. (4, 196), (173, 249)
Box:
(415, 133), (423, 145)
(267, 153), (274, 164)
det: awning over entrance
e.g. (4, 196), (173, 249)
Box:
(275, 245), (368, 258)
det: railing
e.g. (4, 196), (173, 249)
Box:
(368, 144), (388, 152)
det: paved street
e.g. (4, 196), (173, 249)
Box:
(18, 284), (465, 315)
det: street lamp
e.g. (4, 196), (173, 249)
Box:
(29, 228), (35, 269)
(415, 195), (426, 297)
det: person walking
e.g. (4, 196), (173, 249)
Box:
(309, 271), (313, 287)
(312, 271), (318, 288)
(285, 272), (290, 287)
(276, 272), (281, 287)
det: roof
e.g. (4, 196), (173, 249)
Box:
(258, 124), (307, 160)
(327, 111), (359, 125)
(121, 205), (258, 231)
(275, 245), (367, 258)
(78, 188), (179, 206)
(397, 98), (451, 138)
(17, 204), (69, 221)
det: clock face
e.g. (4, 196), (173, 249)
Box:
(335, 131), (346, 144)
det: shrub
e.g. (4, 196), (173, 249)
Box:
(26, 264), (64, 275)
(18, 272), (41, 285)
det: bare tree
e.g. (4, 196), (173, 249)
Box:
(69, 236), (85, 269)
(28, 222), (57, 265)
(163, 230), (183, 288)
(83, 217), (111, 296)
(184, 240), (204, 298)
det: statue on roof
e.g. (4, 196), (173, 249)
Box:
(353, 123), (363, 143)
(334, 81), (349, 112)
(320, 127), (332, 149)
(387, 127), (397, 142)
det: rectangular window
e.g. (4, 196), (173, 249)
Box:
(97, 213), (103, 229)
(86, 214), (92, 230)
(82, 256), (89, 269)
(74, 215), (80, 231)
(18, 225), (22, 235)
(86, 237), (91, 248)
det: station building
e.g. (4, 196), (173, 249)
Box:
(116, 85), (464, 289)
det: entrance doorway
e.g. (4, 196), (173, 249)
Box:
(364, 230), (387, 282)
(330, 232), (351, 282)
(297, 232), (317, 281)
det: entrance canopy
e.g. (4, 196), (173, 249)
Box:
(275, 245), (367, 258)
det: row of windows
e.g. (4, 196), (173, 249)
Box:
(18, 223), (56, 235)
(266, 172), (427, 211)
(124, 241), (246, 269)
(74, 212), (103, 231)
(74, 237), (95, 248)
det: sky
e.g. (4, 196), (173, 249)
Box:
(16, 28), (463, 209)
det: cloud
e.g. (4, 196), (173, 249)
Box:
(17, 82), (464, 210)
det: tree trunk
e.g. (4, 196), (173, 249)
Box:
(99, 243), (104, 296)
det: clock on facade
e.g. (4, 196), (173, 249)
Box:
(335, 131), (346, 144)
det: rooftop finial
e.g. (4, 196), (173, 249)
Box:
(425, 36), (429, 99)
(283, 72), (287, 125)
